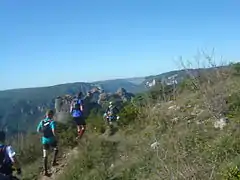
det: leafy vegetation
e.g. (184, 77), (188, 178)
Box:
(3, 63), (240, 180)
(0, 79), (144, 135)
(0, 68), (207, 136)
(55, 63), (240, 180)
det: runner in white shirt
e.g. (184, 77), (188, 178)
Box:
(0, 131), (21, 179)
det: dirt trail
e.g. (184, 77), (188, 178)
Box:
(37, 132), (120, 180)
(38, 147), (79, 180)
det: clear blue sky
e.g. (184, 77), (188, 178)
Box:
(0, 0), (239, 90)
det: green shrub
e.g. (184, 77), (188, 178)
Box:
(231, 62), (240, 76)
(178, 78), (198, 92)
(56, 121), (78, 148)
(87, 115), (106, 134)
(10, 133), (42, 164)
(228, 92), (240, 113)
(223, 166), (240, 180)
(118, 102), (139, 127)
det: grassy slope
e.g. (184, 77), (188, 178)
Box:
(56, 70), (240, 180)
(14, 63), (240, 180)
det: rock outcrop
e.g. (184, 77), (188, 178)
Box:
(54, 87), (134, 123)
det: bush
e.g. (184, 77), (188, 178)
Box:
(57, 122), (78, 148)
(228, 92), (240, 113)
(223, 166), (240, 180)
(131, 93), (148, 107)
(231, 62), (240, 76)
(118, 102), (139, 127)
(178, 78), (198, 92)
(87, 115), (106, 134)
(10, 133), (42, 164)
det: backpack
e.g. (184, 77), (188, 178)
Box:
(42, 119), (54, 138)
(108, 106), (118, 115)
(71, 98), (81, 111)
(0, 145), (13, 175)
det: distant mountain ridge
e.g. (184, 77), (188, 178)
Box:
(0, 67), (215, 134)
(0, 78), (146, 134)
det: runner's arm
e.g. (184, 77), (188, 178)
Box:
(51, 121), (56, 136)
(6, 146), (21, 169)
(70, 101), (73, 113)
(11, 156), (21, 169)
(37, 121), (42, 133)
(79, 100), (83, 111)
(105, 107), (109, 114)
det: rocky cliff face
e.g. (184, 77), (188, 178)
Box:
(54, 95), (73, 124)
(54, 87), (134, 123)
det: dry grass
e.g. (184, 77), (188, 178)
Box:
(22, 56), (240, 180)
(57, 56), (240, 179)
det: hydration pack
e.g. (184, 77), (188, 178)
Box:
(107, 106), (118, 116)
(42, 120), (53, 138)
(0, 145), (12, 175)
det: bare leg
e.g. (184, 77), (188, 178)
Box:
(43, 149), (48, 175)
(78, 125), (86, 139)
(77, 125), (81, 133)
(52, 146), (58, 166)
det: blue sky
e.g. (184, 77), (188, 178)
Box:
(0, 0), (239, 90)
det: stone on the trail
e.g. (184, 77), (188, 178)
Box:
(171, 117), (179, 123)
(151, 141), (160, 149)
(214, 117), (229, 130)
(110, 164), (114, 169)
(168, 105), (180, 110)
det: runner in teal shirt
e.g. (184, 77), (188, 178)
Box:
(37, 117), (56, 144)
(37, 109), (58, 176)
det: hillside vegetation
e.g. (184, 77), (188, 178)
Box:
(0, 79), (143, 134)
(0, 70), (196, 135)
(53, 62), (240, 180)
(4, 62), (240, 180)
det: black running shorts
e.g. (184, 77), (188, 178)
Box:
(43, 141), (58, 150)
(73, 116), (86, 126)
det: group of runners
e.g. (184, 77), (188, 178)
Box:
(0, 91), (119, 178)
(37, 92), (86, 176)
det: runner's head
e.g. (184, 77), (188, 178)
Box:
(87, 91), (91, 96)
(0, 131), (6, 143)
(46, 109), (54, 118)
(76, 92), (82, 98)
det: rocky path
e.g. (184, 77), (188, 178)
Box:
(38, 147), (79, 180)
